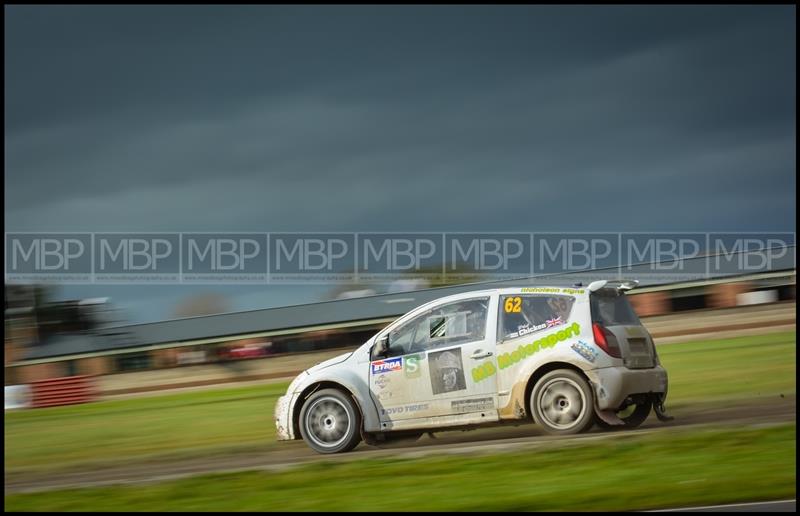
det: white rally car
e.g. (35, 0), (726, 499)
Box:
(275, 280), (672, 454)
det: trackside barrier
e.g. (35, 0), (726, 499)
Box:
(5, 385), (32, 410)
(30, 375), (97, 408)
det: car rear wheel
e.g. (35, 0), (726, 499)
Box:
(299, 388), (362, 454)
(530, 369), (595, 435)
(595, 399), (652, 430)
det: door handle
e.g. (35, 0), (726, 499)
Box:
(470, 350), (493, 359)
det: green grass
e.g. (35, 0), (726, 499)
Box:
(4, 331), (795, 476)
(656, 331), (796, 406)
(4, 423), (796, 512)
(4, 383), (288, 474)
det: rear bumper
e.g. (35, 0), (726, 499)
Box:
(274, 394), (295, 441)
(588, 365), (668, 410)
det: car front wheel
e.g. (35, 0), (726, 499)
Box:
(299, 388), (362, 454)
(530, 369), (595, 435)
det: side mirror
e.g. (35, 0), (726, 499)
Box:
(375, 334), (390, 357)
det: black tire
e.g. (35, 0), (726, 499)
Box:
(530, 369), (595, 435)
(299, 388), (362, 454)
(595, 399), (652, 430)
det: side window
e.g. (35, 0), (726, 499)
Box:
(499, 295), (575, 341)
(381, 298), (489, 358)
(412, 298), (488, 351)
(383, 316), (419, 357)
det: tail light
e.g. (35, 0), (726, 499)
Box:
(593, 322), (622, 358)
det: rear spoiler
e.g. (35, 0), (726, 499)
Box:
(587, 279), (639, 293)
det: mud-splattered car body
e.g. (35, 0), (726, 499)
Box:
(275, 280), (670, 453)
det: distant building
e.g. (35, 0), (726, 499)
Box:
(5, 270), (795, 384)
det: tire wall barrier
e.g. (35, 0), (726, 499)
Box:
(30, 375), (97, 408)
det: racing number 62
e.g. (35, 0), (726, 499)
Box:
(504, 297), (522, 313)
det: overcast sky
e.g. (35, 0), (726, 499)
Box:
(5, 5), (796, 322)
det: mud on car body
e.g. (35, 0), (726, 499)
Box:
(275, 280), (672, 454)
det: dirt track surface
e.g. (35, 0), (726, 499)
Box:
(5, 394), (795, 494)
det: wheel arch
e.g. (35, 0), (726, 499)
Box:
(524, 361), (593, 420)
(292, 380), (368, 439)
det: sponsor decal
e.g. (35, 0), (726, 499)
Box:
(377, 391), (393, 401)
(375, 374), (391, 389)
(545, 316), (563, 328)
(471, 361), (497, 383)
(571, 340), (598, 363)
(506, 322), (547, 340)
(381, 402), (430, 416)
(372, 357), (403, 375)
(451, 397), (494, 413)
(429, 348), (467, 395)
(405, 353), (423, 379)
(520, 287), (584, 295)
(497, 322), (581, 369)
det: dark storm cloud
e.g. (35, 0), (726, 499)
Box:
(4, 5), (795, 320)
(6, 6), (795, 229)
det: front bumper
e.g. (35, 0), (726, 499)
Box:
(589, 365), (668, 410)
(274, 394), (295, 440)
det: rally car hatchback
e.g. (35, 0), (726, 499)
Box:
(275, 280), (671, 454)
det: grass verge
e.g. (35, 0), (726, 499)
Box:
(4, 423), (796, 511)
(656, 330), (795, 406)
